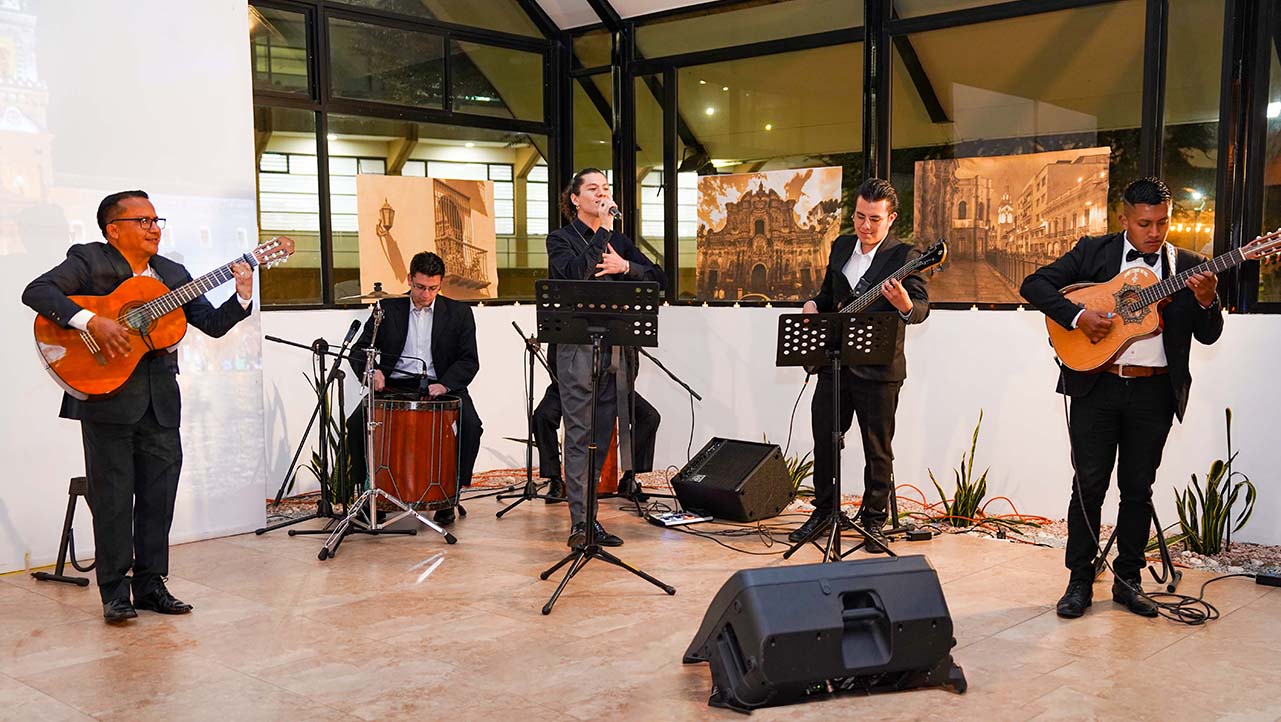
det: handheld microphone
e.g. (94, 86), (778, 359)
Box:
(608, 206), (623, 220)
(342, 319), (361, 346)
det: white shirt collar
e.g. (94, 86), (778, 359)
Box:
(410, 298), (436, 315)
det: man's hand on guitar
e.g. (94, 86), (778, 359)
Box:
(231, 261), (253, 299)
(1186, 270), (1218, 307)
(1077, 309), (1115, 344)
(87, 315), (132, 358)
(370, 369), (386, 392)
(882, 278), (913, 314)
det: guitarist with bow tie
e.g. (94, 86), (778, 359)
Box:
(789, 178), (930, 552)
(1020, 177), (1223, 620)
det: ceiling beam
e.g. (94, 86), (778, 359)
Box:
(585, 0), (624, 33)
(513, 0), (564, 39)
(890, 8), (949, 124)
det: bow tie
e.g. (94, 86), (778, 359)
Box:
(1126, 248), (1159, 266)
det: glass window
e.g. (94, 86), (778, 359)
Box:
(890, 0), (1146, 305)
(250, 5), (309, 94)
(449, 41), (544, 122)
(1164, 0), (1224, 258)
(634, 74), (668, 273)
(330, 0), (541, 37)
(672, 44), (864, 300)
(636, 0), (862, 59)
(255, 106), (322, 305)
(328, 18), (444, 108)
(893, 0), (1009, 17)
(1260, 16), (1281, 303)
(573, 29), (611, 69)
(326, 114), (549, 301)
(573, 73), (613, 179)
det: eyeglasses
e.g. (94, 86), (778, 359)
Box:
(112, 216), (167, 230)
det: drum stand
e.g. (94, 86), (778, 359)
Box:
(318, 300), (457, 560)
(534, 279), (675, 614)
(497, 321), (562, 518)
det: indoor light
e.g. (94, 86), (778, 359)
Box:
(1268, 101), (1281, 119)
(465, 142), (475, 147)
(722, 86), (729, 91)
(705, 107), (715, 116)
(326, 133), (337, 141)
(699, 79), (706, 85)
(765, 123), (773, 131)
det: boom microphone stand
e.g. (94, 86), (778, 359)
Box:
(496, 321), (561, 518)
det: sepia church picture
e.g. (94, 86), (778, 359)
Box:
(914, 147), (1110, 304)
(695, 167), (842, 302)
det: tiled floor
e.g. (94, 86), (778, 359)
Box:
(2, 498), (1279, 722)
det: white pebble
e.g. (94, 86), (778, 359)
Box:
(1228, 566), (1245, 573)
(1189, 557), (1204, 566)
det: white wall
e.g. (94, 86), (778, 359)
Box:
(263, 305), (1281, 546)
(0, 1), (262, 572)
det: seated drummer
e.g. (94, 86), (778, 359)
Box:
(346, 250), (483, 526)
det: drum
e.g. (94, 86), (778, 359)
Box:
(370, 393), (460, 511)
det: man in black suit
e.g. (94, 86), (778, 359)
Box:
(1021, 177), (1223, 619)
(789, 178), (930, 551)
(533, 346), (660, 503)
(346, 251), (482, 525)
(23, 190), (264, 623)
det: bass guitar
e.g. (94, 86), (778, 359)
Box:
(804, 239), (948, 374)
(1046, 229), (1281, 371)
(33, 237), (294, 400)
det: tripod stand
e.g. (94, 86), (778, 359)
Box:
(1092, 501), (1183, 593)
(534, 279), (675, 614)
(776, 312), (899, 562)
(496, 321), (562, 517)
(318, 298), (457, 560)
(256, 325), (361, 535)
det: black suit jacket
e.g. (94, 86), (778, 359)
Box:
(547, 219), (667, 287)
(810, 235), (930, 382)
(22, 242), (252, 426)
(349, 295), (479, 394)
(1019, 231), (1224, 420)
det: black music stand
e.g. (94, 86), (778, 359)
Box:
(496, 321), (561, 517)
(776, 312), (900, 562)
(534, 279), (675, 614)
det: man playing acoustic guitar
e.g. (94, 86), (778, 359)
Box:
(23, 190), (278, 624)
(1020, 177), (1222, 619)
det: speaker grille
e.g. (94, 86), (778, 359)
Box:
(684, 439), (775, 491)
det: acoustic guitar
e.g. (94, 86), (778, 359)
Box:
(33, 237), (294, 400)
(803, 239), (948, 374)
(1046, 229), (1281, 372)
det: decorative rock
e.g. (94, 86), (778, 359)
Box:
(1189, 557), (1204, 566)
(1228, 566), (1245, 573)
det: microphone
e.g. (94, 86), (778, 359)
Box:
(608, 206), (623, 220)
(341, 319), (361, 346)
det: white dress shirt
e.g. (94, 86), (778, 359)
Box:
(392, 299), (437, 379)
(841, 239), (880, 293)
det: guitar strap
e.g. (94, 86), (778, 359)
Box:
(1164, 243), (1178, 276)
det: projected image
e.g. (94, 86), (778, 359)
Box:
(357, 174), (498, 300)
(913, 147), (1110, 304)
(695, 166), (842, 302)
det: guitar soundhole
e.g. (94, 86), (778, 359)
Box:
(118, 302), (155, 336)
(1114, 284), (1151, 324)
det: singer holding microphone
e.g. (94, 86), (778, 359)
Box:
(345, 251), (482, 526)
(547, 168), (667, 549)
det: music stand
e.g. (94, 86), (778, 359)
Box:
(775, 312), (900, 562)
(533, 279), (675, 614)
(495, 321), (561, 517)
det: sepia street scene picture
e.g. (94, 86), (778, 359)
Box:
(914, 147), (1110, 304)
(695, 167), (842, 301)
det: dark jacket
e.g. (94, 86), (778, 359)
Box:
(810, 235), (930, 382)
(546, 218), (667, 288)
(1019, 231), (1224, 420)
(22, 241), (252, 426)
(349, 295), (479, 394)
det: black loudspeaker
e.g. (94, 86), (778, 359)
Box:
(670, 438), (794, 522)
(683, 555), (966, 713)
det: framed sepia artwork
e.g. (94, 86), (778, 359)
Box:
(914, 147), (1110, 304)
(695, 166), (843, 302)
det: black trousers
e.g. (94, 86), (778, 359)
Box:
(80, 404), (182, 604)
(1065, 374), (1175, 582)
(346, 379), (483, 494)
(810, 369), (901, 527)
(533, 382), (660, 479)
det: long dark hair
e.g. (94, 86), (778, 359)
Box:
(558, 167), (608, 222)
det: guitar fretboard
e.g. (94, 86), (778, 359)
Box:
(1132, 248), (1244, 308)
(840, 255), (930, 314)
(122, 253), (257, 327)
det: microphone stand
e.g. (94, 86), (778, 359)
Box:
(256, 330), (359, 535)
(620, 348), (701, 514)
(495, 321), (562, 517)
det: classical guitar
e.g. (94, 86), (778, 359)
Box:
(1046, 229), (1281, 372)
(33, 237), (294, 400)
(803, 239), (948, 374)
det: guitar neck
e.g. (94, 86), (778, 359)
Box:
(139, 253), (257, 319)
(1135, 248), (1244, 307)
(840, 260), (919, 314)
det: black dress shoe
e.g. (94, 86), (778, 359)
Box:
(616, 472), (649, 503)
(862, 525), (891, 554)
(593, 521), (623, 547)
(1112, 579), (1159, 617)
(1056, 579), (1094, 619)
(133, 587), (193, 615)
(568, 522), (586, 549)
(788, 511), (831, 543)
(102, 598), (138, 624)
(545, 477), (566, 504)
(433, 506), (456, 526)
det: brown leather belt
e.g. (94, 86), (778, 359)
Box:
(1105, 364), (1168, 378)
